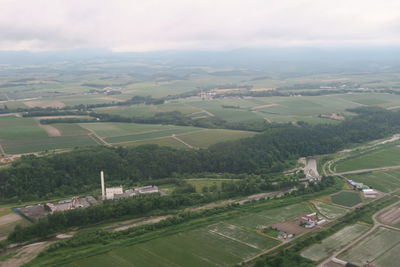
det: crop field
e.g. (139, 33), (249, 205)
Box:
(63, 223), (279, 267)
(123, 136), (190, 149)
(79, 122), (198, 139)
(51, 124), (90, 136)
(339, 227), (400, 267)
(60, 202), (313, 267)
(2, 136), (97, 154)
(79, 122), (255, 148)
(0, 116), (95, 154)
(178, 129), (256, 148)
(185, 178), (237, 192)
(301, 223), (369, 262)
(0, 116), (48, 140)
(331, 191), (362, 207)
(348, 169), (400, 193)
(312, 201), (349, 219)
(334, 144), (400, 172)
(226, 202), (313, 228)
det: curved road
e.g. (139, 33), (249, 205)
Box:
(318, 198), (400, 267)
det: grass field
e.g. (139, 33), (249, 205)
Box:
(339, 227), (400, 267)
(301, 223), (369, 262)
(312, 201), (349, 219)
(0, 116), (98, 154)
(185, 178), (237, 192)
(59, 202), (313, 267)
(63, 222), (279, 267)
(226, 202), (313, 228)
(122, 136), (190, 149)
(334, 144), (400, 172)
(178, 129), (256, 148)
(79, 122), (256, 148)
(347, 169), (400, 193)
(331, 191), (362, 207)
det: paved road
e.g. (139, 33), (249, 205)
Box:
(318, 199), (400, 267)
(327, 165), (400, 177)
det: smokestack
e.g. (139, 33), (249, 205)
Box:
(101, 171), (105, 200)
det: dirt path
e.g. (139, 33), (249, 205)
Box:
(108, 215), (173, 231)
(171, 134), (193, 148)
(0, 241), (50, 267)
(86, 129), (111, 147)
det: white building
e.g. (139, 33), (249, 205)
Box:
(363, 189), (378, 198)
(106, 187), (123, 200)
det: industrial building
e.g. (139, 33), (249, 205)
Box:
(19, 196), (98, 221)
(100, 171), (160, 200)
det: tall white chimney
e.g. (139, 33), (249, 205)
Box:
(101, 171), (105, 200)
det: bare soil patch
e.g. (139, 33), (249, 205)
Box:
(96, 97), (124, 102)
(23, 100), (65, 108)
(108, 215), (172, 231)
(0, 241), (50, 267)
(0, 214), (21, 226)
(250, 88), (275, 92)
(251, 104), (279, 110)
(38, 124), (61, 137)
(378, 207), (400, 226)
(270, 219), (312, 235)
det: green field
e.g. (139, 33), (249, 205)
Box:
(63, 221), (279, 267)
(347, 169), (400, 193)
(0, 116), (98, 154)
(185, 178), (237, 192)
(301, 223), (369, 262)
(58, 202), (313, 267)
(178, 129), (256, 148)
(313, 201), (349, 219)
(122, 136), (190, 149)
(0, 116), (47, 139)
(339, 227), (400, 267)
(226, 202), (313, 228)
(334, 144), (400, 172)
(331, 191), (362, 207)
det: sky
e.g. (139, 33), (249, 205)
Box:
(1, 0), (400, 52)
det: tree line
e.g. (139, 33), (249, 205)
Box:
(0, 107), (399, 201)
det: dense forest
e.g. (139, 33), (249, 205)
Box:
(0, 107), (399, 201)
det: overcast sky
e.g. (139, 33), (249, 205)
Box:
(1, 0), (400, 52)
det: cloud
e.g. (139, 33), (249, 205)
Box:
(0, 0), (399, 51)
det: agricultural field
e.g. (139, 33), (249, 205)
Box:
(334, 143), (400, 172)
(312, 201), (349, 219)
(226, 202), (313, 228)
(0, 116), (98, 154)
(58, 202), (312, 266)
(177, 129), (256, 148)
(301, 223), (369, 262)
(330, 191), (362, 207)
(63, 225), (279, 267)
(338, 227), (400, 267)
(347, 169), (400, 193)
